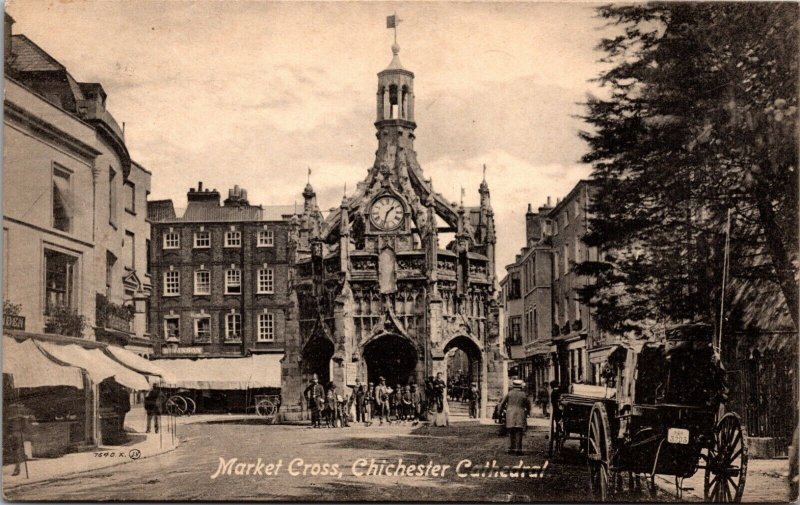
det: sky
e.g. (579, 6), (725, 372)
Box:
(6, 1), (616, 273)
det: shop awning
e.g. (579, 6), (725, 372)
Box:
(104, 346), (176, 384)
(3, 336), (84, 389)
(37, 342), (150, 391)
(589, 345), (621, 364)
(156, 354), (282, 390)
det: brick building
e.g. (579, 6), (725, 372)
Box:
(147, 183), (294, 358)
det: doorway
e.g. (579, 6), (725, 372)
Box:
(363, 334), (417, 388)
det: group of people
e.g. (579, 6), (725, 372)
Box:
(303, 372), (450, 428)
(446, 376), (481, 418)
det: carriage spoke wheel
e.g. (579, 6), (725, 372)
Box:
(184, 397), (196, 416)
(705, 413), (748, 503)
(256, 399), (276, 418)
(587, 402), (614, 501)
(165, 395), (187, 416)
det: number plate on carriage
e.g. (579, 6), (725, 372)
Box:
(667, 428), (690, 445)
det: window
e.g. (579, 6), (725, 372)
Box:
(508, 273), (521, 299)
(164, 317), (179, 338)
(109, 168), (117, 226)
(124, 181), (136, 213)
(257, 313), (274, 342)
(553, 219), (559, 236)
(533, 308), (538, 340)
(257, 267), (274, 294)
(44, 249), (77, 314)
(563, 245), (569, 273)
(145, 239), (151, 274)
(508, 316), (522, 346)
(194, 231), (211, 248)
(194, 270), (210, 295)
(574, 200), (581, 219)
(225, 230), (241, 247)
(194, 317), (211, 342)
(563, 209), (570, 227)
(574, 239), (581, 264)
(144, 299), (151, 334)
(163, 271), (180, 296)
(105, 251), (116, 294)
(257, 229), (274, 247)
(553, 252), (560, 279)
(554, 301), (560, 326)
(163, 231), (180, 249)
(225, 313), (242, 340)
(574, 299), (582, 323)
(52, 167), (72, 232)
(124, 231), (135, 270)
(225, 269), (241, 294)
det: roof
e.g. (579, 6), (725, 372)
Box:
(147, 200), (176, 222)
(153, 203), (296, 223)
(10, 35), (64, 72)
(547, 179), (597, 218)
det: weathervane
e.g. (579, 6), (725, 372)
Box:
(386, 12), (402, 44)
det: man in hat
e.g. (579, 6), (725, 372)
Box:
(364, 381), (375, 425)
(468, 382), (480, 418)
(410, 383), (424, 424)
(144, 384), (163, 433)
(303, 374), (325, 428)
(353, 378), (366, 423)
(499, 379), (531, 454)
(374, 377), (392, 425)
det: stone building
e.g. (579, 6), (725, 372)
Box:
(3, 14), (152, 351)
(280, 41), (506, 420)
(147, 183), (293, 359)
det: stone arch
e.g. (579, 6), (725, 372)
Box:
(362, 332), (418, 388)
(442, 334), (483, 409)
(300, 335), (335, 386)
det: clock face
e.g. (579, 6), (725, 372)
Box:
(370, 196), (404, 230)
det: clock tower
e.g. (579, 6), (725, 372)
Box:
(281, 34), (506, 421)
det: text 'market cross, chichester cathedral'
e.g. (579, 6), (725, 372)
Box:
(280, 36), (507, 419)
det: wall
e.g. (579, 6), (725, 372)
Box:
(3, 79), (98, 335)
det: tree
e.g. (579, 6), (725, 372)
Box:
(578, 3), (798, 334)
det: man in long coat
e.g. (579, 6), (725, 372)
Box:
(374, 377), (392, 425)
(499, 379), (531, 454)
(303, 374), (325, 428)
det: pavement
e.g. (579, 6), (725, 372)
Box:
(2, 407), (180, 492)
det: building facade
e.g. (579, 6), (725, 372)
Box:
(548, 180), (601, 386)
(147, 184), (293, 358)
(280, 41), (506, 420)
(3, 14), (151, 352)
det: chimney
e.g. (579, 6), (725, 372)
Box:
(224, 184), (250, 207)
(547, 196), (552, 207)
(525, 203), (543, 244)
(187, 181), (220, 206)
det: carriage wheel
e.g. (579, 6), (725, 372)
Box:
(184, 397), (196, 416)
(256, 399), (276, 418)
(587, 402), (614, 501)
(165, 395), (187, 416)
(704, 413), (748, 503)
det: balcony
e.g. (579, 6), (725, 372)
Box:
(95, 294), (134, 334)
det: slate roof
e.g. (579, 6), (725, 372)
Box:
(147, 200), (176, 222)
(10, 35), (64, 72)
(151, 203), (296, 223)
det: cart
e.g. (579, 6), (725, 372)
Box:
(253, 394), (280, 421)
(551, 324), (748, 502)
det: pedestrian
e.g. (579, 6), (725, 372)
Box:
(469, 382), (480, 418)
(144, 384), (163, 433)
(432, 372), (449, 427)
(365, 381), (375, 425)
(303, 374), (325, 428)
(392, 384), (403, 421)
(325, 382), (338, 427)
(374, 377), (392, 425)
(537, 387), (550, 417)
(499, 379), (531, 454)
(5, 402), (29, 476)
(410, 383), (424, 424)
(116, 382), (131, 438)
(401, 385), (413, 422)
(354, 379), (366, 423)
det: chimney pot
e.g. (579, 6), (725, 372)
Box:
(198, 181), (203, 191)
(547, 196), (552, 206)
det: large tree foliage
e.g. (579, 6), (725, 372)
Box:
(578, 3), (798, 334)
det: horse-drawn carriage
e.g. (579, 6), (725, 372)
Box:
(549, 324), (748, 502)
